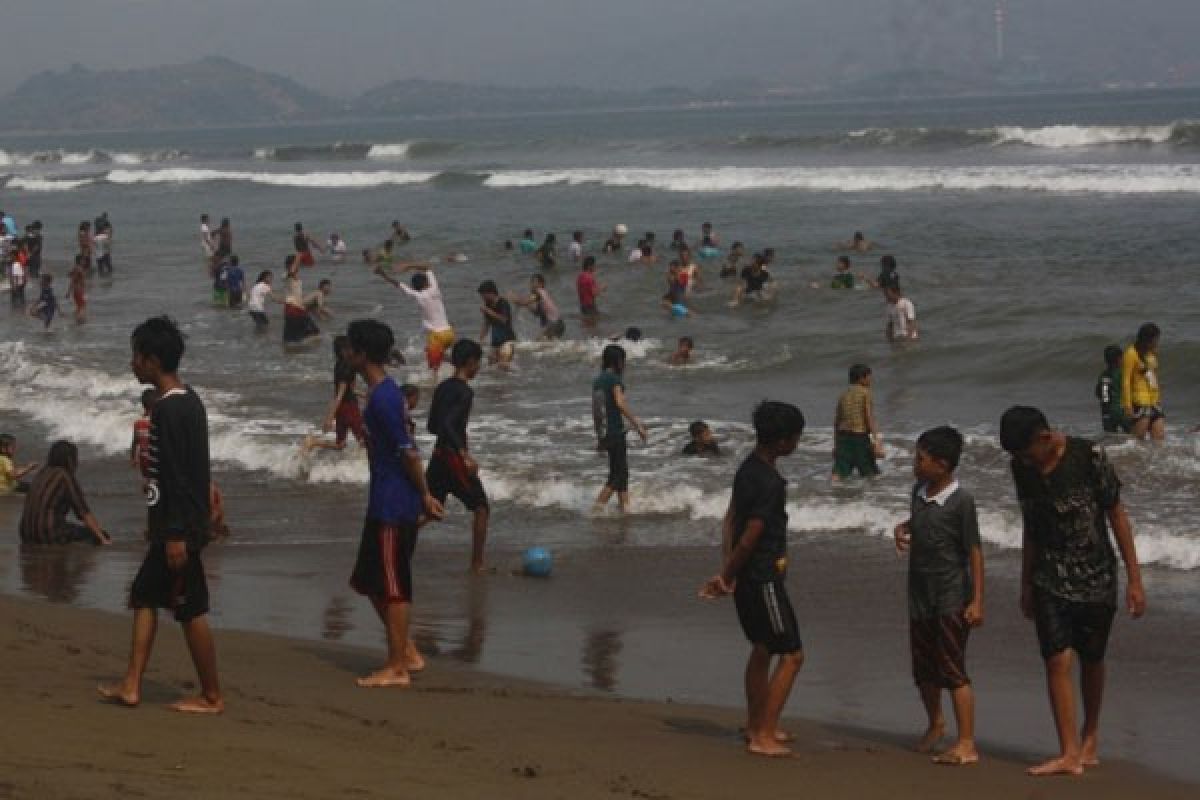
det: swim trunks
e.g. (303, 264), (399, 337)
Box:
(427, 448), (489, 512)
(602, 433), (629, 492)
(425, 328), (456, 370)
(734, 579), (802, 655)
(335, 399), (367, 446)
(350, 519), (418, 604)
(910, 613), (971, 689)
(1032, 589), (1115, 663)
(129, 540), (210, 623)
(833, 431), (879, 478)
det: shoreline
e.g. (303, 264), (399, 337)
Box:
(1, 591), (1193, 799)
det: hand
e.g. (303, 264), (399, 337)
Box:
(1127, 581), (1146, 618)
(462, 454), (479, 475)
(322, 417), (334, 433)
(963, 600), (984, 628)
(95, 529), (113, 546)
(423, 493), (445, 521)
(699, 574), (734, 599)
(166, 539), (189, 570)
(1020, 584), (1034, 620)
(636, 422), (648, 443)
(893, 522), (911, 553)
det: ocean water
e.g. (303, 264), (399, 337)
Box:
(2, 90), (1200, 775)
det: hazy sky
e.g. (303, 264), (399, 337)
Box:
(2, 0), (1198, 95)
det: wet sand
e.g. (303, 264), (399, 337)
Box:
(1, 592), (1194, 800)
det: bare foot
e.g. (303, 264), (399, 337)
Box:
(356, 667), (411, 688)
(170, 695), (224, 714)
(746, 737), (793, 758)
(932, 745), (979, 766)
(406, 654), (427, 673)
(1027, 755), (1083, 777)
(741, 727), (794, 744)
(469, 564), (497, 576)
(915, 722), (945, 753)
(1081, 738), (1100, 767)
(97, 683), (139, 707)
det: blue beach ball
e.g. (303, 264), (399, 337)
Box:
(522, 546), (553, 578)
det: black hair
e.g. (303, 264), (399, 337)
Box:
(916, 426), (964, 470)
(131, 315), (185, 373)
(477, 280), (498, 295)
(1135, 322), (1161, 350)
(640, 244), (653, 256)
(544, 233), (556, 244)
(523, 228), (534, 238)
(582, 256), (596, 270)
(0, 433), (14, 452)
(46, 440), (79, 472)
(532, 273), (546, 286)
(752, 253), (766, 267)
(230, 255), (239, 266)
(411, 272), (429, 291)
(881, 254), (897, 271)
(999, 406), (1050, 454)
(702, 222), (712, 230)
(139, 388), (157, 412)
(624, 326), (642, 342)
(752, 401), (805, 445)
(383, 239), (393, 250)
(200, 213), (209, 221)
(669, 259), (681, 268)
(347, 319), (395, 366)
(679, 336), (693, 347)
(318, 279), (332, 289)
(601, 344), (626, 373)
(688, 420), (708, 437)
(401, 383), (419, 398)
(256, 270), (272, 283)
(848, 363), (871, 383)
(1103, 344), (1123, 367)
(284, 254), (297, 268)
(837, 255), (850, 268)
(451, 338), (483, 368)
(573, 230), (583, 241)
(294, 222), (303, 232)
(853, 231), (864, 240)
(672, 229), (684, 240)
(332, 334), (350, 358)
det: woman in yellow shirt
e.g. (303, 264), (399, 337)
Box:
(1121, 322), (1164, 441)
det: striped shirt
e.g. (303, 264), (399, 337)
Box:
(18, 467), (90, 544)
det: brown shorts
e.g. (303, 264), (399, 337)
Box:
(910, 613), (970, 689)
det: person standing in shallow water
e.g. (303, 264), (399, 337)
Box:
(999, 405), (1145, 777)
(591, 344), (648, 514)
(1121, 322), (1165, 442)
(100, 315), (223, 713)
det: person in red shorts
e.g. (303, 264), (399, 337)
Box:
(306, 336), (367, 454)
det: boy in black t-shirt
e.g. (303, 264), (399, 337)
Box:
(100, 316), (223, 714)
(700, 401), (806, 757)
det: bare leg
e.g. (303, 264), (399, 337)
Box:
(358, 600), (412, 687)
(1080, 660), (1106, 767)
(748, 650), (803, 757)
(743, 645), (770, 752)
(1149, 417), (1166, 443)
(915, 682), (945, 752)
(616, 490), (630, 513)
(368, 597), (424, 672)
(98, 608), (157, 706)
(1130, 417), (1150, 441)
(593, 486), (614, 512)
(1029, 650), (1083, 776)
(470, 506), (490, 573)
(171, 615), (223, 713)
(933, 684), (979, 764)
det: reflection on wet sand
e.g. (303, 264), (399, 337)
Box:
(322, 595), (353, 641)
(582, 628), (623, 692)
(19, 545), (99, 604)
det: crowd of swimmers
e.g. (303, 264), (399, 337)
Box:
(0, 203), (1180, 779)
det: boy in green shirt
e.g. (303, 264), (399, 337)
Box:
(1095, 345), (1130, 434)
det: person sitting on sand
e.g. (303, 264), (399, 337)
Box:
(18, 440), (111, 546)
(893, 426), (983, 766)
(682, 420), (720, 456)
(345, 319), (443, 688)
(100, 316), (222, 714)
(700, 401), (806, 757)
(999, 406), (1145, 777)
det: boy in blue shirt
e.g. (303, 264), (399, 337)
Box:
(226, 256), (246, 309)
(700, 401), (806, 757)
(346, 319), (443, 688)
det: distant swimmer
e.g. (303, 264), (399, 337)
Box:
(682, 420), (720, 456)
(213, 218), (233, 271)
(29, 274), (57, 329)
(729, 253), (774, 307)
(535, 233), (557, 270)
(670, 229), (689, 252)
(576, 256), (605, 326)
(698, 222), (721, 259)
(477, 280), (517, 368)
(390, 220), (411, 245)
(76, 221), (93, 273)
(512, 274), (565, 340)
(392, 263), (455, 380)
(591, 344), (649, 514)
(601, 224), (627, 255)
(877, 254), (901, 293)
(371, 240), (395, 280)
(518, 229), (538, 255)
(822, 256), (869, 290)
(293, 222), (325, 267)
(283, 255), (319, 344)
(94, 220), (113, 277)
(885, 286), (918, 343)
(837, 231), (875, 252)
(305, 279), (335, 327)
(679, 246), (702, 294)
(328, 232), (348, 263)
(199, 214), (216, 274)
(246, 270), (280, 332)
(662, 261), (691, 317)
(225, 256), (246, 309)
(833, 363), (884, 482)
(720, 241), (745, 279)
(1095, 345), (1131, 434)
(1122, 322), (1165, 442)
(68, 257), (87, 324)
(668, 336), (694, 366)
(568, 230), (585, 262)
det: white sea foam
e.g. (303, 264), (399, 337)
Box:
(105, 168), (437, 188)
(990, 124), (1175, 148)
(366, 142), (412, 159)
(5, 176), (96, 191)
(482, 165), (1200, 194)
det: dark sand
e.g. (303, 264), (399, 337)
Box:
(0, 593), (1194, 800)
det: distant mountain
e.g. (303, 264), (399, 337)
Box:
(0, 57), (337, 131)
(353, 79), (698, 116)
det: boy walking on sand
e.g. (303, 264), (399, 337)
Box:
(833, 364), (883, 481)
(346, 319), (443, 687)
(999, 406), (1145, 776)
(700, 401), (806, 757)
(894, 426), (984, 765)
(100, 316), (222, 713)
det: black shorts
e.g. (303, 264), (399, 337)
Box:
(734, 579), (802, 655)
(910, 614), (971, 689)
(350, 519), (418, 604)
(427, 448), (489, 512)
(1033, 589), (1116, 663)
(543, 319), (566, 339)
(228, 289), (243, 308)
(1132, 405), (1165, 423)
(249, 311), (269, 329)
(602, 434), (629, 492)
(129, 540), (210, 623)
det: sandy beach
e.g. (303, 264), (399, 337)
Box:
(0, 591), (1194, 800)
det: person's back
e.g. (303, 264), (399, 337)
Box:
(19, 466), (90, 544)
(428, 376), (473, 452)
(1095, 346), (1127, 433)
(1121, 343), (1158, 409)
(836, 383), (870, 434)
(592, 368), (624, 443)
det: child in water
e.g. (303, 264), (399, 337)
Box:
(0, 433), (37, 495)
(669, 336), (694, 366)
(1095, 345), (1131, 434)
(69, 257), (87, 323)
(682, 421), (720, 456)
(29, 274), (57, 329)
